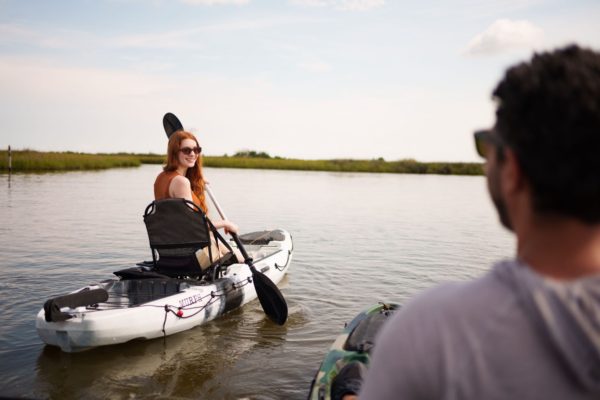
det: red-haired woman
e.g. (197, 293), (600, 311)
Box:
(154, 130), (240, 235)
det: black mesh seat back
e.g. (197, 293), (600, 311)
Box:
(144, 199), (210, 249)
(143, 199), (210, 277)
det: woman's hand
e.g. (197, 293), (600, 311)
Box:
(214, 219), (239, 235)
(223, 220), (239, 235)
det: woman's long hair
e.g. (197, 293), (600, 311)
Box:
(164, 130), (207, 212)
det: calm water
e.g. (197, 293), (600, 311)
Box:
(0, 165), (513, 399)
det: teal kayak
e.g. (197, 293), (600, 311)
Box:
(308, 302), (400, 400)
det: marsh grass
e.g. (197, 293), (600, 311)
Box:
(0, 150), (141, 171)
(1, 150), (483, 175)
(203, 156), (483, 175)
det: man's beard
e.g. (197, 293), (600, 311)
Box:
(488, 161), (513, 231)
(491, 193), (513, 231)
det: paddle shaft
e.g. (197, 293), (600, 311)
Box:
(204, 184), (252, 265)
(204, 183), (229, 221)
(204, 182), (288, 325)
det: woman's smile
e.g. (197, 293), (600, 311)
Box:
(178, 138), (200, 168)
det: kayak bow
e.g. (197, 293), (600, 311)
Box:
(308, 302), (400, 400)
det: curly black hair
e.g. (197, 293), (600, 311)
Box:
(493, 44), (600, 223)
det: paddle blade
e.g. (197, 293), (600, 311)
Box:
(252, 268), (288, 325)
(163, 112), (184, 138)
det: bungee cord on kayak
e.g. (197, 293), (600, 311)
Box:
(156, 277), (253, 337)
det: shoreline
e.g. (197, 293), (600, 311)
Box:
(0, 150), (483, 176)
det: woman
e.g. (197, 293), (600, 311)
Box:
(154, 130), (242, 264)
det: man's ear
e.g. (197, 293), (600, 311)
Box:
(501, 148), (524, 195)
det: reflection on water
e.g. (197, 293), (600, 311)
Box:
(0, 166), (512, 399)
(34, 305), (295, 399)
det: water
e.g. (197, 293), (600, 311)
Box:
(0, 165), (513, 399)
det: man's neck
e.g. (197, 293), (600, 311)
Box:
(516, 215), (600, 280)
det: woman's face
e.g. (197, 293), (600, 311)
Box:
(177, 138), (201, 169)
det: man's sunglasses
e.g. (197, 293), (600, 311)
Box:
(474, 129), (504, 158)
(179, 146), (202, 156)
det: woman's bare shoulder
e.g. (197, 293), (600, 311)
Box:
(169, 175), (192, 198)
(170, 174), (190, 184)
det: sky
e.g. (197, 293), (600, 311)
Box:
(0, 0), (599, 162)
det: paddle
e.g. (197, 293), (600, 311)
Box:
(163, 112), (183, 138)
(161, 112), (288, 325)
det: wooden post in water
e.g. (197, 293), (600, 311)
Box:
(7, 145), (12, 188)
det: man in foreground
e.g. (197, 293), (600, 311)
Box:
(350, 45), (600, 399)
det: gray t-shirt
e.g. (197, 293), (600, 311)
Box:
(359, 259), (600, 399)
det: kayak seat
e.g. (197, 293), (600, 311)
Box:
(143, 198), (233, 280)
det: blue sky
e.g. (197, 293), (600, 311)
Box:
(1, 0), (599, 161)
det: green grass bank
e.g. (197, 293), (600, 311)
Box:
(0, 150), (142, 171)
(1, 150), (483, 175)
(203, 156), (483, 175)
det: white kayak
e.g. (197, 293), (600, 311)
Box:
(35, 229), (293, 353)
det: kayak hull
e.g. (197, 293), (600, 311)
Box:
(308, 302), (400, 400)
(36, 229), (293, 352)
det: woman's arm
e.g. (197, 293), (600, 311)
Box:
(212, 219), (239, 235)
(169, 175), (194, 202)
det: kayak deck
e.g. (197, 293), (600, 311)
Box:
(36, 229), (293, 352)
(308, 302), (400, 400)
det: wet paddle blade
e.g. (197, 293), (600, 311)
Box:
(230, 231), (289, 325)
(252, 268), (288, 325)
(163, 112), (184, 138)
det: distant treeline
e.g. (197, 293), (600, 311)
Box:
(1, 149), (483, 176)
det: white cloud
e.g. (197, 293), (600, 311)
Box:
(337, 0), (384, 11)
(299, 61), (332, 73)
(464, 19), (544, 56)
(0, 55), (489, 161)
(0, 22), (199, 51)
(0, 23), (34, 41)
(292, 0), (385, 11)
(0, 56), (178, 153)
(292, 0), (329, 7)
(180, 0), (249, 5)
(0, 18), (321, 51)
(0, 23), (93, 49)
(111, 28), (205, 49)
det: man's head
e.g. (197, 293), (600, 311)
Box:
(487, 44), (600, 226)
